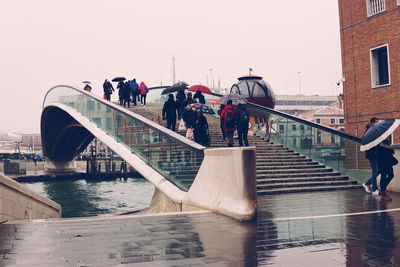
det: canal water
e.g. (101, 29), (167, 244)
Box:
(22, 177), (155, 218)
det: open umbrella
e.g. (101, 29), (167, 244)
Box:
(186, 103), (215, 115)
(360, 119), (400, 152)
(161, 81), (189, 95)
(208, 98), (220, 105)
(219, 94), (248, 105)
(82, 80), (91, 84)
(188, 85), (212, 94)
(112, 77), (126, 82)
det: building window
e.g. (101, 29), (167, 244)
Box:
(331, 134), (336, 144)
(330, 118), (336, 124)
(370, 44), (390, 88)
(316, 118), (321, 124)
(339, 119), (345, 124)
(279, 124), (285, 133)
(292, 124), (297, 131)
(366, 0), (386, 16)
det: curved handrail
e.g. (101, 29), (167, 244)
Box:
(209, 92), (361, 143)
(43, 85), (206, 154)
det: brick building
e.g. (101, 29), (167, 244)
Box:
(338, 0), (400, 140)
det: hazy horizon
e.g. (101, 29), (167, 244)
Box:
(0, 0), (343, 133)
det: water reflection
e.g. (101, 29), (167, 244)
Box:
(23, 177), (155, 218)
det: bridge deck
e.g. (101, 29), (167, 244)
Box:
(2, 189), (400, 266)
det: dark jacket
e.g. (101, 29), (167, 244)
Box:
(176, 91), (186, 103)
(236, 106), (249, 131)
(194, 114), (209, 146)
(220, 104), (236, 132)
(193, 92), (206, 104)
(103, 81), (114, 95)
(182, 108), (198, 128)
(162, 99), (178, 119)
(377, 143), (395, 170)
(181, 97), (197, 111)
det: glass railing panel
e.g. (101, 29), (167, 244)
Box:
(252, 104), (365, 183)
(43, 86), (204, 191)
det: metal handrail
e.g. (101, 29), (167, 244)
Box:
(43, 85), (206, 154)
(209, 92), (362, 143)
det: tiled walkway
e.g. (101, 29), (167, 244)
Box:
(2, 189), (400, 266)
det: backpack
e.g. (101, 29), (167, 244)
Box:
(239, 111), (249, 129)
(225, 110), (235, 128)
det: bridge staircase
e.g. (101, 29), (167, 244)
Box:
(129, 104), (361, 195)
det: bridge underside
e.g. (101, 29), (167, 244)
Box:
(41, 106), (94, 163)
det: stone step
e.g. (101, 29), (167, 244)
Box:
(256, 164), (324, 170)
(257, 180), (357, 190)
(256, 167), (332, 175)
(257, 158), (313, 163)
(256, 155), (306, 159)
(257, 171), (341, 179)
(256, 162), (319, 167)
(257, 175), (350, 184)
(257, 184), (362, 195)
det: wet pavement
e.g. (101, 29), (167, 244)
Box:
(2, 189), (400, 266)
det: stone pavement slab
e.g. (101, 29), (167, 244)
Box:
(2, 189), (400, 266)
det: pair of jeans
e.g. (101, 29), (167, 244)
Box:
(238, 129), (249, 147)
(226, 131), (234, 147)
(365, 158), (379, 191)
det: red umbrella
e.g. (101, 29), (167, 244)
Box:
(208, 98), (220, 105)
(188, 84), (212, 94)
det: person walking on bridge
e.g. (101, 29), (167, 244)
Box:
(103, 79), (114, 101)
(139, 81), (149, 106)
(193, 90), (206, 104)
(236, 104), (249, 147)
(176, 90), (186, 119)
(130, 79), (139, 106)
(122, 81), (131, 108)
(162, 94), (178, 131)
(220, 100), (236, 147)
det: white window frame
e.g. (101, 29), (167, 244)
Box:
(366, 0), (386, 16)
(370, 44), (391, 88)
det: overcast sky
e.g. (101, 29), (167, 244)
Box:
(0, 0), (343, 133)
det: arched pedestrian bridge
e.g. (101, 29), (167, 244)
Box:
(41, 85), (257, 221)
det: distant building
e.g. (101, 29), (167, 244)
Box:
(338, 0), (400, 141)
(274, 95), (338, 114)
(21, 134), (42, 152)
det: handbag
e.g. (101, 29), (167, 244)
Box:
(178, 119), (186, 131)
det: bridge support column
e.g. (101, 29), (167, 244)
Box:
(187, 147), (257, 221)
(44, 157), (77, 172)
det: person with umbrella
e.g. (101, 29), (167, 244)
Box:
(117, 81), (125, 105)
(362, 117), (380, 195)
(220, 100), (237, 147)
(218, 104), (226, 140)
(176, 90), (186, 119)
(236, 104), (250, 147)
(193, 90), (206, 104)
(162, 94), (178, 131)
(103, 79), (114, 101)
(180, 92), (197, 116)
(377, 138), (397, 200)
(83, 84), (92, 92)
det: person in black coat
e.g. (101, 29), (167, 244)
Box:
(377, 139), (396, 200)
(193, 90), (206, 104)
(235, 104), (249, 146)
(363, 117), (380, 195)
(122, 81), (131, 108)
(194, 111), (209, 146)
(176, 90), (186, 120)
(162, 94), (178, 131)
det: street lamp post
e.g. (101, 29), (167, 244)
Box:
(297, 72), (302, 95)
(209, 68), (214, 89)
